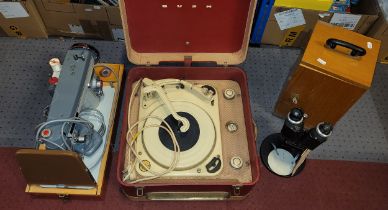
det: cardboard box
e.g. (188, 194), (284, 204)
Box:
(275, 0), (333, 11)
(33, 0), (112, 40)
(262, 0), (380, 48)
(106, 6), (121, 26)
(0, 0), (47, 38)
(368, 21), (388, 63)
(106, 6), (124, 41)
(367, 4), (388, 62)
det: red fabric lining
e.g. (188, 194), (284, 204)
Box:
(123, 0), (252, 53)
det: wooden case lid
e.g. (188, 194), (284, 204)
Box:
(119, 0), (257, 65)
(302, 21), (381, 89)
(16, 149), (96, 186)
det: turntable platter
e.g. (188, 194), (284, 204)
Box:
(159, 111), (200, 152)
(142, 101), (216, 170)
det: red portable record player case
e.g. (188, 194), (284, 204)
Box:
(117, 0), (259, 200)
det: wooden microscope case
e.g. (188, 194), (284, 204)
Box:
(275, 21), (381, 128)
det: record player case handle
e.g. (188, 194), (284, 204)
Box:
(325, 38), (366, 57)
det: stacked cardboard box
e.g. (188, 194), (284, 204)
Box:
(368, 0), (388, 63)
(1, 0), (124, 40)
(0, 0), (47, 38)
(262, 0), (380, 48)
(106, 6), (124, 41)
(274, 0), (333, 11)
(33, 0), (113, 40)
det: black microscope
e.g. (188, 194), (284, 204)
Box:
(260, 108), (333, 177)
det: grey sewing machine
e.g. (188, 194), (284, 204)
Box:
(37, 43), (105, 156)
(15, 43), (123, 196)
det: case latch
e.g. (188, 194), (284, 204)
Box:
(232, 185), (242, 196)
(136, 187), (144, 197)
(58, 194), (70, 200)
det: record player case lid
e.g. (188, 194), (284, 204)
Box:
(119, 0), (257, 65)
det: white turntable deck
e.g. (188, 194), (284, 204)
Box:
(123, 78), (253, 184)
(137, 79), (222, 177)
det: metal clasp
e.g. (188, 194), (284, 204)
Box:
(291, 94), (299, 105)
(58, 194), (70, 201)
(232, 185), (242, 196)
(136, 187), (144, 197)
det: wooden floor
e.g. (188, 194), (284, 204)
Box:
(1, 148), (387, 210)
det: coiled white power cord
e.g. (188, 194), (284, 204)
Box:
(123, 79), (181, 183)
